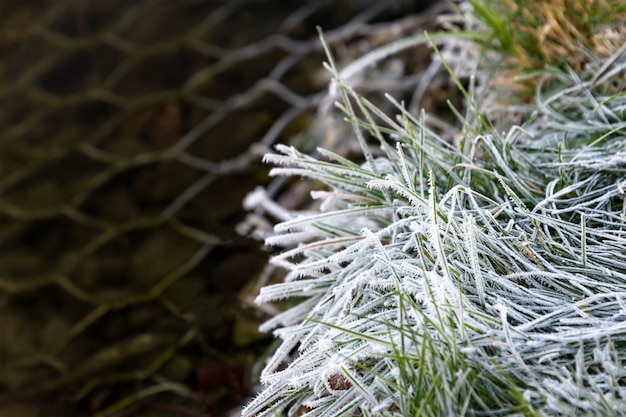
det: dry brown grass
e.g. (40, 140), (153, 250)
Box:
(505, 0), (626, 72)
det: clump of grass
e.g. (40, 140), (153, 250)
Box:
(242, 4), (626, 417)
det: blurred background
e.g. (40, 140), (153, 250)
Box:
(0, 1), (443, 416)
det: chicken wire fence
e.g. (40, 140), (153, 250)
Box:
(0, 0), (448, 414)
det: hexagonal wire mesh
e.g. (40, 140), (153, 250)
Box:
(0, 0), (448, 415)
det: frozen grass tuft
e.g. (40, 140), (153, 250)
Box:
(242, 7), (626, 417)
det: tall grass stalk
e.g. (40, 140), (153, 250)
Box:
(242, 8), (626, 417)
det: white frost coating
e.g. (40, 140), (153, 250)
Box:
(242, 20), (626, 417)
(243, 186), (294, 221)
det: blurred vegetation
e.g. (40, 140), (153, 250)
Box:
(470, 0), (626, 96)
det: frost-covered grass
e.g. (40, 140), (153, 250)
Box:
(242, 4), (626, 417)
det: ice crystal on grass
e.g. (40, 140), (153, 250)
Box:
(242, 19), (626, 417)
